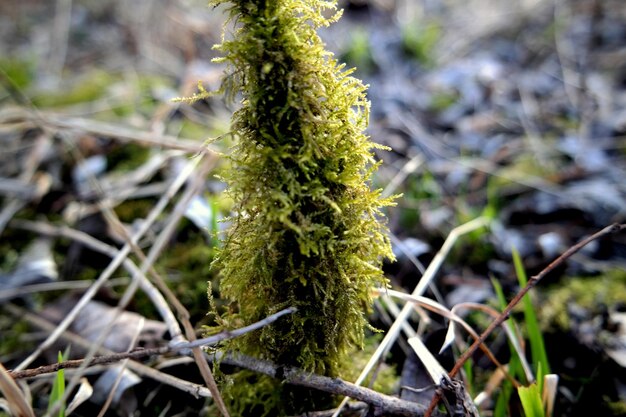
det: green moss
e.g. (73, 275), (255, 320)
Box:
(0, 244), (20, 272)
(401, 21), (441, 67)
(491, 153), (558, 190)
(124, 228), (219, 322)
(158, 230), (217, 322)
(341, 27), (377, 74)
(605, 397), (626, 415)
(0, 319), (31, 357)
(429, 90), (459, 112)
(106, 143), (151, 172)
(32, 70), (115, 108)
(200, 0), (396, 413)
(113, 198), (154, 223)
(343, 333), (398, 394)
(540, 269), (626, 331)
(121, 74), (174, 117)
(0, 57), (35, 89)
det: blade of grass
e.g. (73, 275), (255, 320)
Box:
(518, 383), (544, 417)
(511, 247), (551, 377)
(48, 351), (66, 417)
(491, 276), (534, 383)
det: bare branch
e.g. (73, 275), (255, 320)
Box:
(3, 304), (213, 399)
(218, 352), (443, 417)
(7, 307), (297, 380)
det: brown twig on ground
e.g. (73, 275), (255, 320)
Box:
(6, 307), (296, 380)
(289, 401), (369, 417)
(0, 106), (209, 154)
(218, 353), (443, 417)
(3, 304), (213, 398)
(423, 223), (626, 417)
(6, 304), (443, 416)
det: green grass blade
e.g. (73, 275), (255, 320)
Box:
(494, 378), (513, 417)
(518, 383), (545, 417)
(511, 247), (551, 378)
(48, 351), (66, 417)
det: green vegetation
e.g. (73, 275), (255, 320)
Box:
(0, 57), (35, 89)
(512, 247), (550, 375)
(341, 27), (377, 74)
(196, 0), (395, 413)
(541, 268), (626, 331)
(31, 70), (114, 108)
(401, 21), (441, 67)
(490, 249), (553, 417)
(518, 382), (545, 417)
(48, 351), (66, 417)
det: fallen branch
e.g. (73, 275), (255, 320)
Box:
(7, 307), (296, 380)
(3, 304), (212, 398)
(218, 353), (443, 417)
(6, 303), (443, 416)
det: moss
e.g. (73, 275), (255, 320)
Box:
(31, 69), (115, 108)
(341, 27), (377, 74)
(113, 198), (154, 223)
(429, 90), (459, 112)
(401, 21), (441, 67)
(540, 269), (626, 331)
(123, 228), (219, 322)
(157, 229), (217, 322)
(199, 0), (396, 413)
(0, 319), (32, 358)
(605, 397), (626, 415)
(106, 143), (151, 172)
(343, 333), (398, 395)
(491, 153), (559, 190)
(0, 57), (35, 89)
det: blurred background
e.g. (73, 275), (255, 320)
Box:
(1, 0), (626, 416)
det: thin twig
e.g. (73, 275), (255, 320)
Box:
(218, 353), (443, 417)
(95, 153), (228, 414)
(96, 318), (144, 417)
(0, 276), (129, 302)
(378, 289), (514, 386)
(3, 304), (213, 398)
(423, 223), (626, 417)
(289, 401), (368, 417)
(13, 153), (203, 372)
(0, 132), (50, 235)
(49, 0), (72, 81)
(8, 307), (296, 380)
(0, 106), (210, 153)
(5, 304), (442, 416)
(9, 219), (181, 340)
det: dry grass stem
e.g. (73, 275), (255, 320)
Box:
(8, 307), (297, 380)
(14, 153), (203, 372)
(333, 216), (488, 416)
(3, 303), (213, 398)
(424, 223), (626, 417)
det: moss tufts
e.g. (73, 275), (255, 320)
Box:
(204, 0), (396, 413)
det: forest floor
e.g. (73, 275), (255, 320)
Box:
(1, 0), (625, 416)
